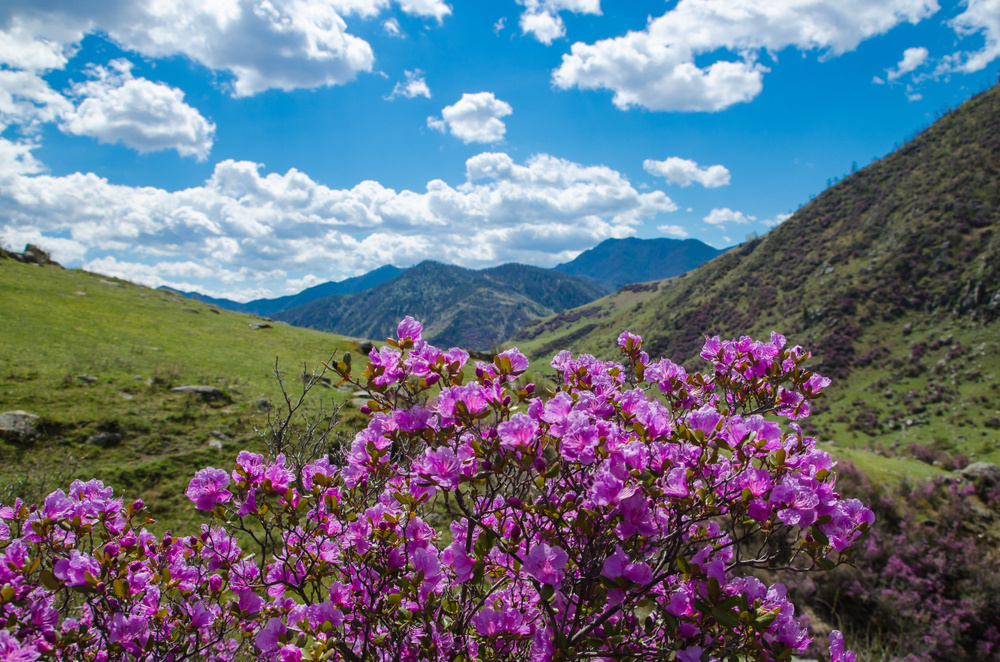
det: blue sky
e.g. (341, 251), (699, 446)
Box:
(2, 0), (998, 301)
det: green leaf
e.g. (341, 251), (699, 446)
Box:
(752, 609), (779, 630)
(539, 584), (555, 602)
(39, 569), (59, 592)
(713, 606), (741, 630)
(815, 556), (836, 571)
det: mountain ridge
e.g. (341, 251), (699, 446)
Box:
(274, 260), (612, 350)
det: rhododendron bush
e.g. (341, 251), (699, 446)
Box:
(0, 317), (872, 661)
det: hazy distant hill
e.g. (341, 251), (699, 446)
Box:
(165, 265), (406, 317)
(275, 261), (611, 350)
(513, 83), (1000, 468)
(553, 237), (722, 290)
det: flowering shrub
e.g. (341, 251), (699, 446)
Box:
(0, 317), (872, 661)
(786, 465), (1000, 662)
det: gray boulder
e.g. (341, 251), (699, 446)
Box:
(0, 411), (40, 442)
(249, 322), (272, 330)
(960, 462), (1000, 498)
(170, 385), (229, 402)
(86, 432), (122, 447)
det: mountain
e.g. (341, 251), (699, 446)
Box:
(165, 265), (406, 317)
(274, 261), (611, 350)
(512, 83), (1000, 471)
(553, 237), (722, 289)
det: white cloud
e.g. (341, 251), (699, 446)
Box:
(387, 69), (431, 99)
(494, 17), (507, 35)
(59, 60), (215, 160)
(887, 46), (929, 80)
(383, 17), (402, 37)
(517, 0), (601, 45)
(944, 0), (1000, 73)
(643, 157), (730, 188)
(0, 0), (457, 98)
(0, 136), (44, 177)
(704, 207), (755, 225)
(396, 0), (452, 23)
(553, 0), (939, 111)
(0, 69), (73, 132)
(327, 0), (390, 17)
(428, 92), (513, 144)
(0, 152), (677, 298)
(657, 224), (689, 238)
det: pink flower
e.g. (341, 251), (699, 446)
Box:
(829, 630), (857, 662)
(397, 316), (423, 342)
(495, 348), (529, 374)
(472, 607), (525, 637)
(601, 545), (652, 586)
(414, 447), (462, 491)
(263, 455), (294, 493)
(412, 547), (443, 599)
(615, 492), (658, 539)
(498, 413), (539, 451)
(255, 617), (286, 653)
(523, 543), (569, 588)
(687, 405), (722, 436)
(53, 550), (100, 586)
(617, 331), (642, 351)
(0, 630), (40, 662)
(369, 345), (405, 386)
(442, 542), (475, 583)
(234, 450), (266, 483)
(394, 405), (434, 433)
(186, 467), (232, 511)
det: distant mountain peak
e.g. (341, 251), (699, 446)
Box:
(554, 236), (722, 290)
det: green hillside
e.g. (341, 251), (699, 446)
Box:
(512, 83), (1000, 474)
(0, 256), (365, 529)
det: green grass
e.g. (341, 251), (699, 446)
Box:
(0, 259), (369, 531)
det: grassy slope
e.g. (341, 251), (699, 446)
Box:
(0, 259), (367, 530)
(509, 84), (1000, 478)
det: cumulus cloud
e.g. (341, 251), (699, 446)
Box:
(387, 69), (431, 99)
(643, 157), (730, 188)
(552, 0), (939, 111)
(704, 207), (755, 226)
(517, 0), (601, 45)
(0, 151), (677, 300)
(942, 0), (1000, 73)
(0, 0), (452, 99)
(657, 224), (689, 238)
(428, 92), (513, 144)
(59, 60), (215, 160)
(396, 0), (452, 23)
(887, 46), (929, 80)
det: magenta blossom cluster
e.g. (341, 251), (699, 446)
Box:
(0, 316), (871, 661)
